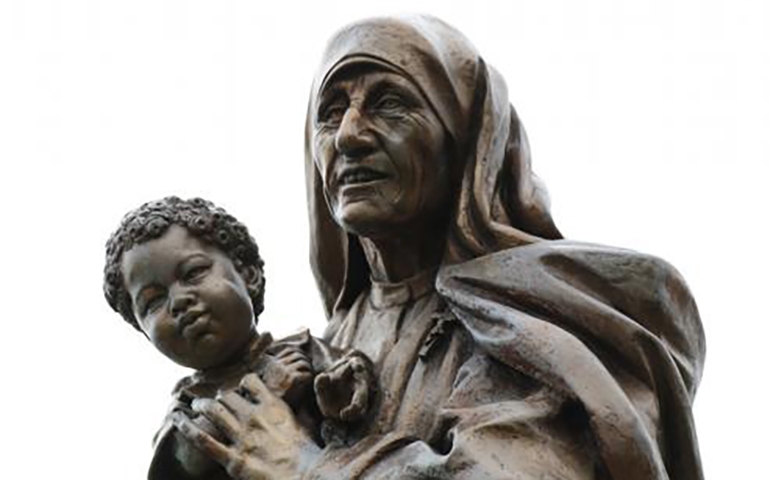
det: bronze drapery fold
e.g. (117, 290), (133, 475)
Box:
(305, 14), (704, 479)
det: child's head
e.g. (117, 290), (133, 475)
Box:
(104, 197), (265, 370)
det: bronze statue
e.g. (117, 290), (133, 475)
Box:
(108, 14), (705, 480)
(104, 197), (374, 479)
(300, 15), (705, 479)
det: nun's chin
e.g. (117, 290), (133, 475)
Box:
(332, 199), (397, 239)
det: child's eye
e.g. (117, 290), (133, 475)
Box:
(184, 264), (210, 283)
(142, 295), (165, 316)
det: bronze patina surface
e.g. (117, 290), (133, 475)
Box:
(112, 15), (705, 480)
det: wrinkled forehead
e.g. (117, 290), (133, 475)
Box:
(319, 58), (402, 92)
(311, 15), (480, 144)
(317, 57), (427, 104)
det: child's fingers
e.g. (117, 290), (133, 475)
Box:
(291, 362), (313, 375)
(314, 373), (337, 418)
(171, 411), (234, 467)
(275, 346), (305, 360)
(286, 357), (312, 372)
(350, 356), (369, 373)
(314, 372), (330, 395)
(340, 369), (371, 422)
(326, 357), (354, 377)
(291, 370), (313, 388)
(279, 351), (310, 366)
(320, 357), (351, 378)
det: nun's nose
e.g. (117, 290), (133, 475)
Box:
(335, 107), (376, 159)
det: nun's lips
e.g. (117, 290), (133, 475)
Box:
(337, 166), (390, 187)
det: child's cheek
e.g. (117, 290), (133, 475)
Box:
(150, 317), (178, 346)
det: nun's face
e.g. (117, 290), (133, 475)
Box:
(312, 66), (451, 238)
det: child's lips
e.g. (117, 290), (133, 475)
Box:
(182, 317), (211, 341)
(179, 310), (208, 337)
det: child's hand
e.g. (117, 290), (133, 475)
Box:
(314, 351), (374, 423)
(262, 345), (313, 404)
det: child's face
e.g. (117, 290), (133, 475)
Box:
(121, 224), (256, 369)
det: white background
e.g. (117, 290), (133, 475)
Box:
(1, 1), (767, 478)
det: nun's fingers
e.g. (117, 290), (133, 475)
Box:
(171, 411), (235, 469)
(192, 397), (242, 441)
(217, 389), (265, 429)
(225, 455), (272, 480)
(237, 373), (275, 405)
(237, 373), (302, 438)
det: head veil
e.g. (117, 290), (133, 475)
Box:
(305, 17), (704, 480)
(306, 15), (561, 318)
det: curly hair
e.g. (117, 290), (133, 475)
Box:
(104, 196), (265, 332)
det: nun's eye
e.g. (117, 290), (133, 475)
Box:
(318, 97), (349, 126)
(373, 94), (405, 111)
(324, 107), (346, 124)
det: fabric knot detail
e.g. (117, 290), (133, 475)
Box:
(419, 309), (457, 361)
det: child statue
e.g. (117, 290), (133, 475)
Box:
(103, 197), (373, 479)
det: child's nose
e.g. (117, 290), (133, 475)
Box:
(170, 289), (196, 316)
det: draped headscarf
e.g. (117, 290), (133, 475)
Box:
(305, 16), (704, 480)
(306, 14), (561, 317)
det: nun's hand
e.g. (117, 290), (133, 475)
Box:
(172, 373), (318, 480)
(170, 413), (223, 477)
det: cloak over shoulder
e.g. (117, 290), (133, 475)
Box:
(438, 241), (704, 479)
(306, 15), (705, 479)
